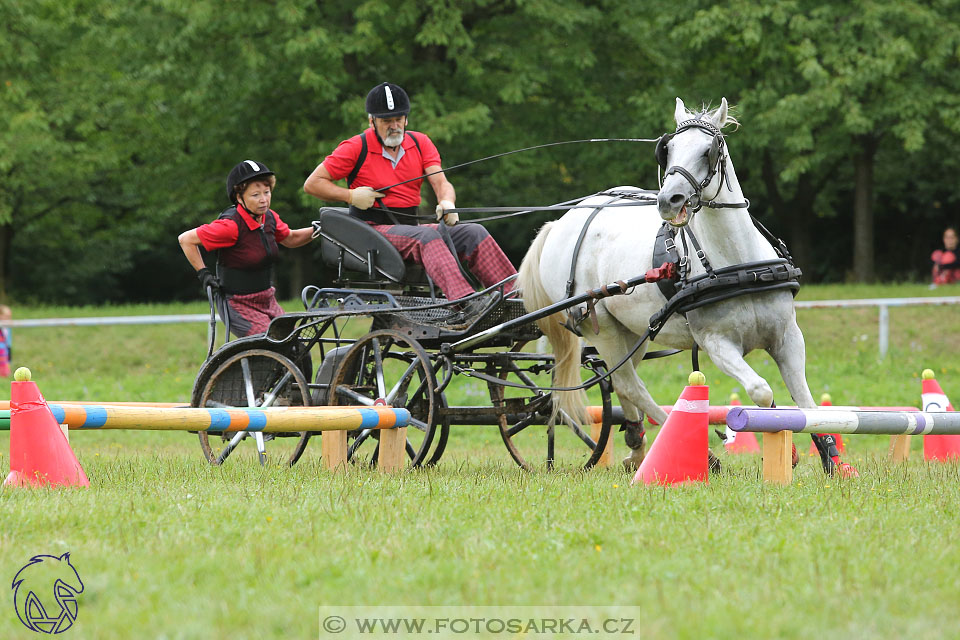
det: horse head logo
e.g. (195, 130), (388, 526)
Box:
(11, 553), (83, 634)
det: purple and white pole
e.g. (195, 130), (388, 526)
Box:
(727, 408), (960, 435)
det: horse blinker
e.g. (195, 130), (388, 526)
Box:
(655, 133), (673, 170)
(708, 136), (720, 169)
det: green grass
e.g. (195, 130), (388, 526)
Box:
(2, 284), (960, 639)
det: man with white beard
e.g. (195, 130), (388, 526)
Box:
(304, 82), (516, 316)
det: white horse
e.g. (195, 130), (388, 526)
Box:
(519, 98), (852, 475)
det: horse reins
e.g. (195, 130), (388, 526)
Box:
(450, 120), (802, 394)
(364, 138), (660, 224)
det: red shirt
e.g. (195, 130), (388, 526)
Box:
(196, 204), (290, 251)
(322, 129), (442, 208)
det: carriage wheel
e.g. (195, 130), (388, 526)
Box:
(329, 330), (446, 468)
(496, 343), (613, 471)
(194, 349), (312, 467)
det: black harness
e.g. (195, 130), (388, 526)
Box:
(560, 119), (801, 357)
(646, 219), (801, 337)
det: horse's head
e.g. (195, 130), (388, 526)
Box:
(656, 98), (733, 226)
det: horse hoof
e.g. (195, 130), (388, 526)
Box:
(621, 448), (645, 473)
(791, 444), (799, 468)
(708, 450), (722, 474)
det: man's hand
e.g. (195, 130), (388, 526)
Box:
(349, 186), (385, 210)
(435, 199), (458, 226)
(197, 267), (220, 293)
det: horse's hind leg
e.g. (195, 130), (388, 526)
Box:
(587, 326), (666, 472)
(768, 321), (815, 408)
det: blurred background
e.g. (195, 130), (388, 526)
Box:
(3, 0), (959, 305)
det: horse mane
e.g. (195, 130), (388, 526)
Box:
(682, 101), (741, 131)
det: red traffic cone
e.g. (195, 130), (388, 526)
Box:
(921, 369), (960, 461)
(724, 393), (760, 454)
(810, 393), (845, 454)
(633, 371), (709, 485)
(4, 368), (89, 488)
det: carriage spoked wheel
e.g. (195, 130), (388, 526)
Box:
(194, 349), (311, 467)
(495, 342), (613, 471)
(328, 330), (447, 468)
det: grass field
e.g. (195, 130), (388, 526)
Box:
(2, 283), (960, 639)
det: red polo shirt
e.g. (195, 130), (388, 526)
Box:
(322, 128), (442, 208)
(196, 204), (291, 251)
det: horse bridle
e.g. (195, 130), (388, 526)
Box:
(655, 118), (749, 215)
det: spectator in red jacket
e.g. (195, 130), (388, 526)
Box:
(931, 227), (960, 286)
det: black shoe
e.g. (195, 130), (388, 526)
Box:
(461, 291), (502, 320)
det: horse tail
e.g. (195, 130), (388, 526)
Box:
(517, 222), (588, 425)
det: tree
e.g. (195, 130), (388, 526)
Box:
(668, 0), (960, 281)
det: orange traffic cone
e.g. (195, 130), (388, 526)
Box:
(921, 369), (960, 461)
(724, 393), (760, 454)
(809, 393), (845, 454)
(633, 371), (709, 485)
(4, 368), (88, 488)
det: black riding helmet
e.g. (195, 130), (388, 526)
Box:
(365, 82), (410, 118)
(225, 160), (276, 204)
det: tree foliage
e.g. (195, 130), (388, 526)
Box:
(2, 0), (959, 303)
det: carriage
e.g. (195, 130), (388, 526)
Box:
(190, 205), (632, 471)
(189, 97), (844, 476)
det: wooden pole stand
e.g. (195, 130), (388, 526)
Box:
(888, 434), (910, 462)
(762, 431), (793, 484)
(378, 427), (407, 473)
(321, 430), (347, 471)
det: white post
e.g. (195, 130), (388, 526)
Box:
(878, 304), (889, 359)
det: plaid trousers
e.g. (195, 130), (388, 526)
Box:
(220, 287), (285, 338)
(371, 223), (516, 301)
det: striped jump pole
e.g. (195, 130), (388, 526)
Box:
(48, 404), (409, 473)
(7, 366), (413, 480)
(650, 404), (919, 426)
(727, 407), (960, 484)
(42, 403), (409, 433)
(16, 403), (409, 473)
(726, 407), (960, 436)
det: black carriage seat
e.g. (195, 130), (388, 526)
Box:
(313, 208), (435, 295)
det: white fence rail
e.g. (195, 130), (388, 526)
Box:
(794, 296), (960, 358)
(7, 314), (209, 328)
(7, 296), (960, 358)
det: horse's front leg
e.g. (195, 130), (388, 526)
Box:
(699, 336), (774, 408)
(769, 322), (858, 477)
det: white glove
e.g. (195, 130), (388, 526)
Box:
(349, 186), (384, 210)
(435, 199), (458, 226)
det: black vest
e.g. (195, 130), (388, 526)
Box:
(215, 206), (279, 294)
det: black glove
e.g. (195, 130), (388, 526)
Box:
(197, 267), (220, 293)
